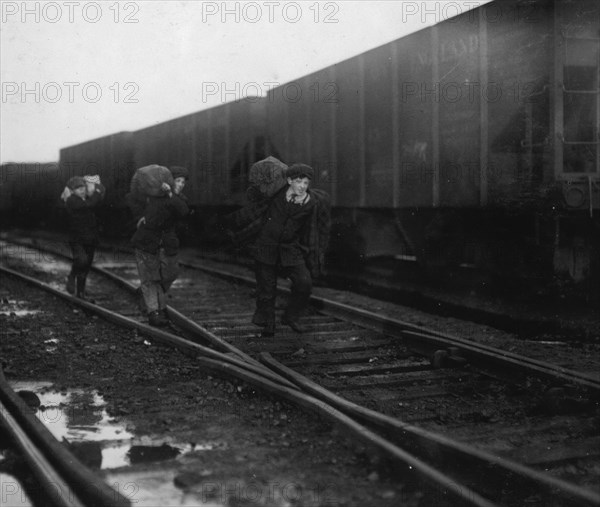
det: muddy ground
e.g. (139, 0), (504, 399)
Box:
(0, 274), (446, 507)
(2, 234), (599, 506)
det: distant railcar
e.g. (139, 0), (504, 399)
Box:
(0, 162), (61, 227)
(38, 0), (597, 295)
(132, 99), (268, 207)
(58, 131), (135, 229)
(262, 0), (600, 292)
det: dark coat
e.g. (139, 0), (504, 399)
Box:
(227, 186), (331, 276)
(65, 184), (106, 245)
(130, 194), (189, 255)
(253, 188), (317, 266)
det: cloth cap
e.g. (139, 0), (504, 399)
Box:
(84, 174), (101, 184)
(170, 166), (189, 180)
(286, 163), (314, 180)
(66, 176), (86, 190)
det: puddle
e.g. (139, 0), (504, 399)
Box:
(10, 381), (133, 469)
(0, 472), (34, 507)
(0, 241), (68, 277)
(42, 338), (60, 353)
(12, 258), (66, 276)
(0, 300), (42, 317)
(5, 381), (233, 506)
(171, 277), (193, 288)
(9, 381), (204, 470)
(102, 440), (201, 469)
(0, 449), (34, 507)
(0, 310), (42, 317)
(103, 469), (309, 507)
(103, 469), (228, 507)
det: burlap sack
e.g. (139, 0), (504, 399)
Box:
(130, 165), (174, 197)
(247, 156), (288, 201)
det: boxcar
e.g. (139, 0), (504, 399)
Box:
(262, 0), (599, 292)
(58, 131), (135, 230)
(50, 0), (599, 294)
(132, 98), (268, 208)
(0, 162), (61, 227)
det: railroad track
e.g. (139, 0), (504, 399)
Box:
(4, 274), (445, 507)
(0, 367), (131, 507)
(0, 242), (491, 507)
(1, 236), (600, 507)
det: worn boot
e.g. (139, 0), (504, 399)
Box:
(76, 276), (86, 299)
(282, 313), (308, 333)
(66, 273), (76, 295)
(260, 321), (276, 337)
(136, 287), (146, 312)
(252, 308), (275, 337)
(251, 310), (268, 327)
(148, 310), (169, 327)
(160, 308), (170, 323)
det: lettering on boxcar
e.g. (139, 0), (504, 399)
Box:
(415, 34), (480, 69)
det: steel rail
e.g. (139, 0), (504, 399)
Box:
(0, 398), (87, 507)
(87, 239), (599, 390)
(13, 233), (600, 395)
(173, 258), (600, 398)
(4, 238), (600, 505)
(0, 265), (297, 392)
(4, 239), (600, 506)
(314, 302), (600, 388)
(259, 352), (600, 507)
(0, 236), (264, 370)
(0, 369), (130, 507)
(11, 235), (599, 394)
(0, 264), (494, 507)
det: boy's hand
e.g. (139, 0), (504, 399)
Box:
(60, 186), (71, 202)
(161, 182), (173, 197)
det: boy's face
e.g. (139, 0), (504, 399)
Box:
(287, 177), (310, 196)
(173, 177), (186, 195)
(72, 186), (86, 198)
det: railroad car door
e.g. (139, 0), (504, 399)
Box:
(554, 0), (600, 212)
(552, 0), (599, 284)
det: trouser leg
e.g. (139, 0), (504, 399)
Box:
(76, 275), (86, 298)
(283, 263), (312, 321)
(77, 245), (96, 297)
(158, 250), (179, 310)
(135, 249), (161, 313)
(66, 244), (77, 294)
(254, 262), (278, 327)
(70, 243), (86, 277)
(66, 263), (76, 294)
(70, 243), (94, 297)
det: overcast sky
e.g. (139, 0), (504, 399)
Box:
(1, 0), (491, 163)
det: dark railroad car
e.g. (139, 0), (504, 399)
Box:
(0, 162), (61, 227)
(58, 131), (135, 231)
(263, 0), (600, 294)
(132, 98), (267, 208)
(131, 98), (269, 242)
(49, 0), (599, 296)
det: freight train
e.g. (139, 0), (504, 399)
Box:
(2, 0), (599, 297)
